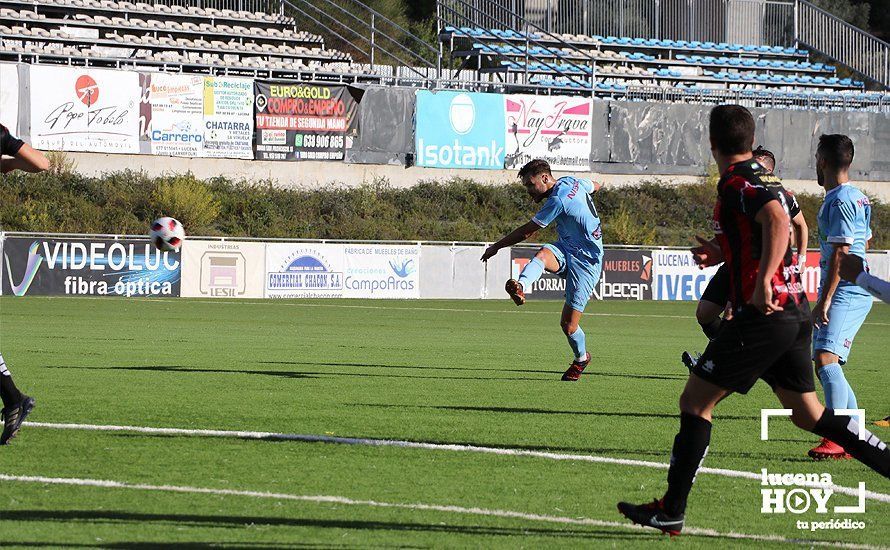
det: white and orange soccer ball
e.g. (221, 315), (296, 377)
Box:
(149, 216), (185, 252)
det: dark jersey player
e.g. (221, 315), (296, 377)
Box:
(617, 105), (890, 536)
(681, 146), (808, 370)
(0, 122), (48, 444)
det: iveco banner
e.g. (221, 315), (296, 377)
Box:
(253, 81), (359, 161)
(1, 238), (180, 297)
(415, 90), (506, 170)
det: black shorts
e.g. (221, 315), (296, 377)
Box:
(701, 263), (730, 306)
(692, 310), (815, 395)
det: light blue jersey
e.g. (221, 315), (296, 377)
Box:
(532, 176), (604, 264)
(817, 183), (872, 297)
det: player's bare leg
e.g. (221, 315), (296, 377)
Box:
(560, 305), (590, 381)
(506, 246), (560, 306)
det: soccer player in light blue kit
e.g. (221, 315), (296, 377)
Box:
(809, 134), (874, 460)
(481, 159), (603, 381)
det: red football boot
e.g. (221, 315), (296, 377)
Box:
(505, 279), (525, 306)
(808, 438), (852, 460)
(561, 353), (590, 382)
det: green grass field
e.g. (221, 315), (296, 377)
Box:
(0, 296), (887, 548)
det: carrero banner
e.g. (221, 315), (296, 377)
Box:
(30, 65), (140, 153)
(2, 237), (180, 297)
(253, 81), (358, 161)
(504, 95), (593, 171)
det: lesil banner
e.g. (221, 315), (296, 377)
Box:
(202, 76), (254, 159)
(504, 95), (593, 172)
(0, 63), (19, 134)
(343, 244), (420, 298)
(30, 66), (140, 153)
(140, 73), (205, 157)
(180, 240), (265, 299)
(1, 237), (180, 297)
(651, 250), (721, 301)
(253, 81), (358, 161)
(415, 90), (506, 170)
(265, 243), (346, 298)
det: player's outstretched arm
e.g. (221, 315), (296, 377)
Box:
(839, 253), (890, 304)
(1, 143), (50, 173)
(481, 220), (540, 261)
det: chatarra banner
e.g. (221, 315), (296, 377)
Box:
(504, 94), (593, 172)
(511, 247), (653, 301)
(343, 245), (420, 299)
(1, 238), (180, 297)
(652, 250), (721, 301)
(30, 65), (140, 153)
(253, 81), (359, 161)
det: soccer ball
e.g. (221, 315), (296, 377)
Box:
(149, 217), (185, 252)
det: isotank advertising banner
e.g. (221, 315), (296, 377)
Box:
(415, 90), (506, 170)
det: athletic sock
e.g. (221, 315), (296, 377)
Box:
(699, 318), (722, 340)
(817, 363), (848, 410)
(813, 409), (890, 478)
(566, 326), (586, 361)
(0, 354), (23, 409)
(517, 257), (545, 293)
(663, 413), (712, 517)
(845, 380), (859, 410)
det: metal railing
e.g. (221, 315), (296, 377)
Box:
(440, 0), (795, 46)
(796, 0), (890, 88)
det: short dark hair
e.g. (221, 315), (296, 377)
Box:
(753, 145), (776, 171)
(709, 105), (755, 155)
(817, 134), (854, 170)
(518, 159), (552, 181)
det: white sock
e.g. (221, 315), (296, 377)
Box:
(0, 354), (8, 376)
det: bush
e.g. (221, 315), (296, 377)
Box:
(0, 169), (886, 249)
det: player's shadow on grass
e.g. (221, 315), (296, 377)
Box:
(259, 360), (689, 381)
(46, 364), (550, 383)
(1, 510), (654, 542)
(357, 403), (758, 422)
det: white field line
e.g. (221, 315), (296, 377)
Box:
(0, 474), (885, 550)
(24, 421), (890, 505)
(36, 295), (890, 326)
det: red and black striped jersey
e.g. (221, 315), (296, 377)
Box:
(713, 159), (808, 319)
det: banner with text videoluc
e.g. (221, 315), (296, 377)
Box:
(415, 90), (506, 170)
(30, 65), (140, 153)
(504, 95), (593, 172)
(253, 81), (358, 161)
(1, 237), (180, 297)
(651, 250), (721, 301)
(510, 248), (653, 301)
(180, 240), (265, 299)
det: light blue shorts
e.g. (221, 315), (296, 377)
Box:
(812, 289), (873, 364)
(543, 242), (602, 312)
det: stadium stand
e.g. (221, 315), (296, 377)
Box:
(0, 0), (375, 80)
(441, 26), (868, 96)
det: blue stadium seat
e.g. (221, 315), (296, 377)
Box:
(658, 39), (674, 47)
(756, 74), (770, 82)
(689, 41), (702, 48)
(839, 78), (852, 86)
(742, 44), (757, 52)
(602, 36), (617, 44)
(616, 37), (631, 45)
(675, 40), (690, 48)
